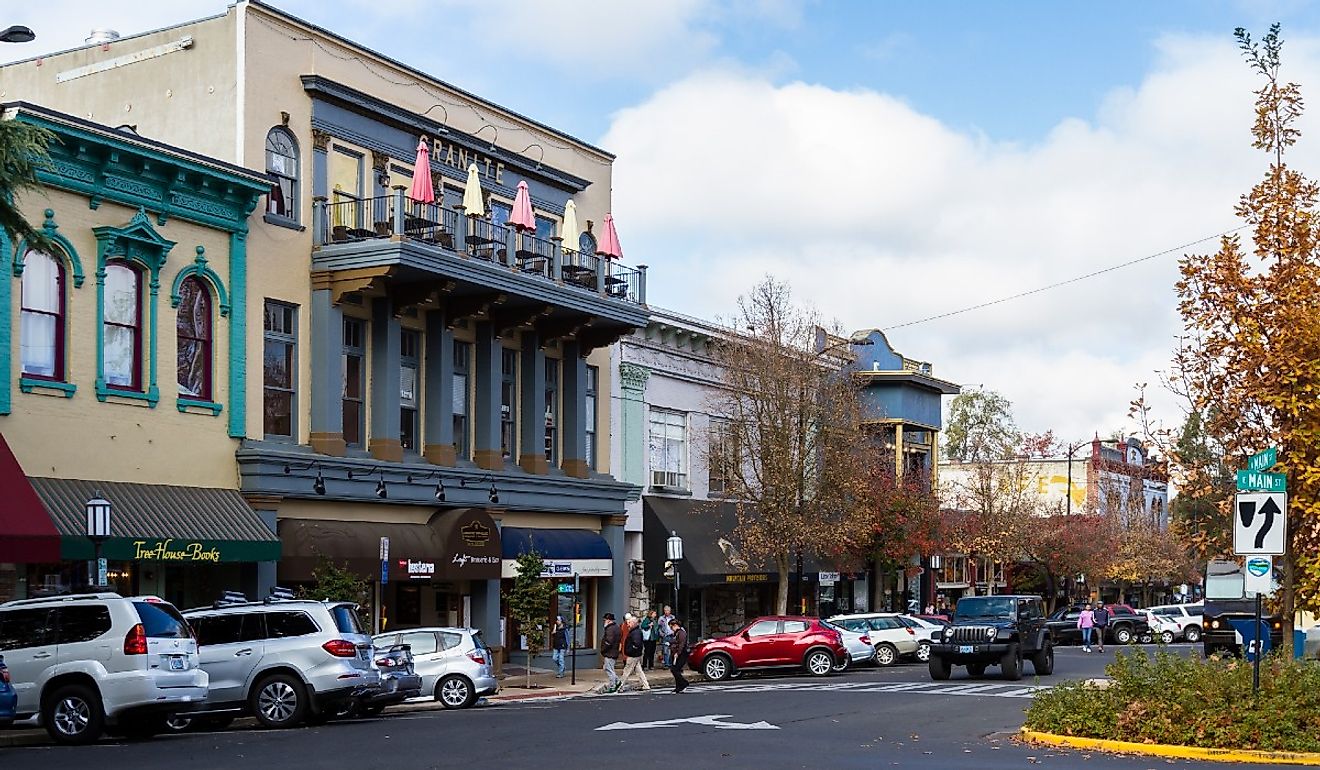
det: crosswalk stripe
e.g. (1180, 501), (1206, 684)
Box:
(692, 680), (1048, 699)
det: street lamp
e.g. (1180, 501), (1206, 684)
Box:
(665, 530), (684, 611)
(0, 26), (35, 44)
(85, 493), (112, 590)
(1064, 440), (1092, 516)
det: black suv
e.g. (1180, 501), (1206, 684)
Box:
(927, 595), (1054, 681)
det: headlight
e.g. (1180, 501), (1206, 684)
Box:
(943, 626), (954, 639)
(1210, 619), (1220, 629)
(986, 627), (998, 640)
(1273, 621), (1281, 630)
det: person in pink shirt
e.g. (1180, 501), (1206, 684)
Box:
(1077, 602), (1096, 652)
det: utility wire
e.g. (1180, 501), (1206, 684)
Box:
(883, 225), (1250, 330)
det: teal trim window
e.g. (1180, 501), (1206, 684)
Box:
(176, 276), (213, 401)
(19, 250), (67, 383)
(585, 365), (599, 471)
(342, 317), (365, 448)
(263, 300), (297, 438)
(102, 262), (143, 391)
(453, 340), (471, 460)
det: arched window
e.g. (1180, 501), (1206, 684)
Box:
(578, 231), (596, 256)
(20, 250), (65, 380)
(176, 277), (212, 399)
(103, 262), (142, 390)
(266, 127), (299, 222)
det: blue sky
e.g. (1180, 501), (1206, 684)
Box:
(7, 1), (1320, 438)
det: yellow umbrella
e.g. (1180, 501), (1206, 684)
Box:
(561, 199), (580, 253)
(462, 162), (484, 217)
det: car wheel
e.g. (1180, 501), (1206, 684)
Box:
(804, 649), (834, 677)
(1114, 626), (1133, 645)
(1184, 625), (1202, 643)
(832, 653), (851, 673)
(702, 654), (733, 682)
(1160, 630), (1175, 645)
(1031, 640), (1054, 676)
(163, 715), (193, 733)
(967, 663), (987, 678)
(437, 675), (476, 709)
(874, 643), (898, 667)
(42, 683), (104, 746)
(928, 656), (951, 681)
(1000, 644), (1022, 681)
(1140, 632), (1153, 644)
(250, 673), (308, 729)
(915, 641), (932, 663)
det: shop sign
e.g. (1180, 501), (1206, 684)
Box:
(398, 559), (437, 580)
(818, 571), (840, 586)
(430, 137), (507, 187)
(724, 574), (770, 583)
(501, 558), (612, 579)
(434, 508), (502, 580)
(556, 582), (575, 594)
(132, 539), (222, 563)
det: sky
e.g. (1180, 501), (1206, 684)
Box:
(6, 0), (1320, 443)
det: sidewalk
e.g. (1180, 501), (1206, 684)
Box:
(491, 662), (678, 701)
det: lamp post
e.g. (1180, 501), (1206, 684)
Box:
(665, 531), (684, 612)
(1065, 440), (1092, 517)
(85, 493), (112, 590)
(0, 26), (35, 44)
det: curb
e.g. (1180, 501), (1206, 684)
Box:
(1021, 729), (1320, 766)
(0, 730), (46, 748)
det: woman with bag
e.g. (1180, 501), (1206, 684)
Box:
(640, 609), (659, 669)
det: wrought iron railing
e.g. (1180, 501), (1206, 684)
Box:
(313, 190), (647, 305)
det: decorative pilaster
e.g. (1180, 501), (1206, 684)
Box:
(472, 321), (503, 471)
(560, 341), (589, 478)
(368, 297), (403, 462)
(619, 362), (650, 485)
(308, 278), (345, 455)
(422, 308), (456, 465)
(518, 330), (547, 474)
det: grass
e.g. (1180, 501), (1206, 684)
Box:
(1024, 649), (1320, 753)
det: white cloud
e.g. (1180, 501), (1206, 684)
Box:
(602, 33), (1320, 440)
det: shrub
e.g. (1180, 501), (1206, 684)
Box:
(1025, 650), (1320, 752)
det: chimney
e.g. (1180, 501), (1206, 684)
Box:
(86, 29), (121, 45)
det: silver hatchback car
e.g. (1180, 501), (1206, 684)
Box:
(183, 593), (379, 728)
(373, 627), (497, 709)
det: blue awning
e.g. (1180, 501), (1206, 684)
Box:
(501, 527), (612, 560)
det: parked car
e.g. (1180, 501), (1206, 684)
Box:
(0, 592), (206, 745)
(1046, 605), (1149, 645)
(356, 642), (422, 716)
(372, 627), (497, 709)
(819, 620), (876, 671)
(898, 615), (945, 662)
(1146, 603), (1203, 643)
(0, 655), (16, 727)
(182, 592), (379, 729)
(1305, 622), (1319, 660)
(1140, 611), (1178, 644)
(689, 616), (845, 681)
(827, 613), (920, 667)
(928, 595), (1053, 681)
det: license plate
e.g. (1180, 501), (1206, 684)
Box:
(958, 645), (974, 654)
(168, 657), (186, 671)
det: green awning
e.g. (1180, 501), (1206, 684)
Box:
(30, 477), (280, 563)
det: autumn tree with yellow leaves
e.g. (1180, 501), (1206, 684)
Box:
(1174, 24), (1320, 640)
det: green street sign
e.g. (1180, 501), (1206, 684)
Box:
(1248, 448), (1278, 472)
(1237, 470), (1286, 492)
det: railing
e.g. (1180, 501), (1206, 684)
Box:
(312, 189), (647, 305)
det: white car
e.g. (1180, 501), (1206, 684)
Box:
(820, 620), (876, 671)
(1146, 603), (1203, 643)
(1305, 623), (1319, 660)
(827, 613), (920, 666)
(1140, 611), (1179, 644)
(0, 592), (207, 745)
(898, 615), (945, 662)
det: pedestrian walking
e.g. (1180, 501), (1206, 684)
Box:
(618, 614), (651, 692)
(667, 617), (690, 694)
(551, 616), (568, 678)
(658, 605), (676, 668)
(1077, 602), (1096, 652)
(641, 609), (659, 669)
(599, 612), (621, 693)
(1092, 603), (1109, 653)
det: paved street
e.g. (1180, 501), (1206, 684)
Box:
(0, 645), (1284, 769)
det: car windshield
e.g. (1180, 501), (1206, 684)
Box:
(330, 604), (363, 635)
(953, 597), (1015, 620)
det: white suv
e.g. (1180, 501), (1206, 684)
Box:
(0, 592), (206, 745)
(1146, 603), (1203, 643)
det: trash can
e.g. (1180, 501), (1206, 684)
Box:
(1295, 629), (1306, 659)
(489, 645), (505, 677)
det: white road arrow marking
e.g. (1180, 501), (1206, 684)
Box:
(596, 714), (780, 731)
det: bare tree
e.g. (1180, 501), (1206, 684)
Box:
(707, 278), (870, 614)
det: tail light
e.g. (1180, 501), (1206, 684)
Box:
(467, 651), (487, 665)
(123, 623), (148, 655)
(322, 639), (358, 658)
(905, 627), (915, 636)
(1, 666), (10, 684)
(859, 634), (871, 645)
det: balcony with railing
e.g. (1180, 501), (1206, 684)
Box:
(312, 188), (648, 312)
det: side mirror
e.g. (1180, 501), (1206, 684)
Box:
(741, 631), (751, 641)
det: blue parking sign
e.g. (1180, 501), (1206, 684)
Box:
(381, 559), (389, 585)
(1227, 618), (1272, 662)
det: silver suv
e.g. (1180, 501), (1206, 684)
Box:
(0, 592), (206, 745)
(372, 627), (497, 709)
(182, 594), (379, 729)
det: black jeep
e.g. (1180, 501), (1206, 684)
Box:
(927, 595), (1054, 681)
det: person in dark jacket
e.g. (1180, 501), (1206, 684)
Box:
(1093, 604), (1110, 652)
(599, 613), (621, 692)
(618, 614), (651, 691)
(641, 609), (659, 669)
(551, 616), (568, 678)
(668, 617), (690, 694)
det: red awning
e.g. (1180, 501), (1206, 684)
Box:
(0, 431), (61, 562)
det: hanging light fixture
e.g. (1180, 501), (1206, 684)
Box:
(313, 471), (326, 496)
(435, 479), (446, 502)
(375, 476), (388, 499)
(488, 483), (499, 505)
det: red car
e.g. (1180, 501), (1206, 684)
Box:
(689, 616), (846, 681)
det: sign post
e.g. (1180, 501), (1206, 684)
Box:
(1235, 448), (1284, 694)
(375, 536), (390, 635)
(570, 572), (579, 686)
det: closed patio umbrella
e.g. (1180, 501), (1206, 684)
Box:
(509, 180), (536, 231)
(408, 137), (434, 203)
(462, 163), (485, 217)
(561, 199), (580, 254)
(597, 212), (623, 259)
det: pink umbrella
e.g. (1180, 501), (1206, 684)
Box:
(509, 180), (536, 231)
(597, 212), (623, 259)
(408, 138), (434, 203)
